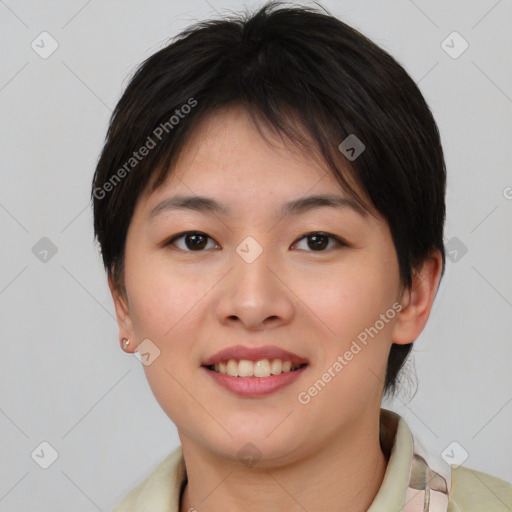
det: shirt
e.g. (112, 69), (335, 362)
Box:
(112, 409), (512, 511)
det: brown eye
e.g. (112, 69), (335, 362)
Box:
(166, 231), (219, 251)
(293, 232), (346, 252)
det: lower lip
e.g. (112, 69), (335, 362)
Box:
(202, 366), (308, 398)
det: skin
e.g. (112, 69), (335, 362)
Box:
(109, 105), (443, 512)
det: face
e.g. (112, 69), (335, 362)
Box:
(112, 105), (407, 466)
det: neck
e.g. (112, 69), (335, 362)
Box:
(179, 411), (388, 512)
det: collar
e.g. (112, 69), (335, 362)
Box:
(370, 409), (451, 511)
(115, 409), (451, 511)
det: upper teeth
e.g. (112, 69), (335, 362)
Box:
(212, 359), (303, 378)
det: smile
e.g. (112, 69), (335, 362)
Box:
(204, 358), (307, 378)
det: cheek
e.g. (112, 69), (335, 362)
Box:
(125, 263), (209, 428)
(124, 257), (210, 381)
(125, 255), (205, 338)
(300, 258), (398, 343)
(300, 253), (399, 404)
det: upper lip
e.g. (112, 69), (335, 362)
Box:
(202, 345), (309, 366)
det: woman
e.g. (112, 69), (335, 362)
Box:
(91, 2), (512, 511)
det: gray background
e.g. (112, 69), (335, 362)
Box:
(0, 0), (511, 510)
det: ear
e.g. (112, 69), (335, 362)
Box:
(391, 249), (443, 345)
(108, 271), (136, 353)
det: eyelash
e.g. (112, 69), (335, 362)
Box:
(164, 231), (348, 253)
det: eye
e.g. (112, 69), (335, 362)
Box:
(165, 230), (347, 253)
(292, 232), (347, 252)
(165, 231), (219, 251)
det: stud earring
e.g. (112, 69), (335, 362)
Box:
(121, 338), (130, 350)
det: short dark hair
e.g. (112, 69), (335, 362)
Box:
(91, 0), (446, 396)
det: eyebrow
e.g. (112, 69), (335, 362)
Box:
(148, 193), (367, 221)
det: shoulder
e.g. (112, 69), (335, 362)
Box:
(112, 446), (185, 512)
(448, 466), (512, 512)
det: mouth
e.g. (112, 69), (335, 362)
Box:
(201, 345), (309, 397)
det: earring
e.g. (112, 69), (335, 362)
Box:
(121, 338), (130, 350)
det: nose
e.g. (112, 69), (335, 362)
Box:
(214, 243), (295, 331)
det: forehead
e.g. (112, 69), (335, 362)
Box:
(175, 106), (328, 184)
(137, 105), (376, 225)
